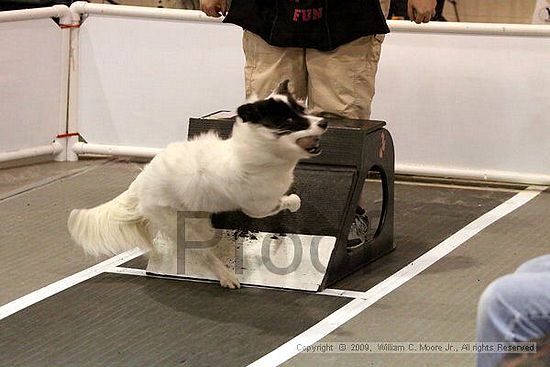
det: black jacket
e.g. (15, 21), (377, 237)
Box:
(224, 0), (389, 51)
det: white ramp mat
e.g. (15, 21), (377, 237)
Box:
(146, 231), (336, 292)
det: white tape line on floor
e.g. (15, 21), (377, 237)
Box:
(247, 185), (547, 367)
(0, 248), (144, 320)
(107, 267), (369, 300)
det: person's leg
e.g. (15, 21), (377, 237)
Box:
(306, 23), (385, 247)
(242, 31), (307, 101)
(379, 0), (390, 19)
(306, 0), (387, 119)
(305, 34), (383, 120)
(515, 254), (550, 274)
(476, 257), (550, 367)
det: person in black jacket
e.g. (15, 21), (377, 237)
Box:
(201, 0), (436, 249)
(201, 0), (435, 111)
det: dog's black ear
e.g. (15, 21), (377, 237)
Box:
(237, 103), (261, 123)
(274, 79), (290, 95)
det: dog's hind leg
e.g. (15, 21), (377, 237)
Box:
(148, 209), (239, 289)
(140, 206), (178, 273)
(196, 249), (241, 289)
(144, 207), (240, 289)
(183, 218), (240, 289)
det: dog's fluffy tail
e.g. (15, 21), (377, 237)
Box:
(67, 188), (152, 257)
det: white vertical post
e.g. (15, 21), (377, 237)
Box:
(54, 11), (74, 161)
(66, 9), (82, 161)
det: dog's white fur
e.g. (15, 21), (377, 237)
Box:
(67, 90), (326, 288)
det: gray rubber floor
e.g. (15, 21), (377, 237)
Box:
(284, 188), (550, 367)
(335, 181), (517, 291)
(0, 273), (349, 367)
(0, 160), (138, 304)
(0, 160), (546, 367)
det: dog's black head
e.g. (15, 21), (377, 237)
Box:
(236, 80), (328, 157)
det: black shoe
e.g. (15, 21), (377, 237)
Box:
(347, 207), (370, 250)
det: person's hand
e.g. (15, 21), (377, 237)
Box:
(408, 0), (436, 24)
(200, 0), (228, 17)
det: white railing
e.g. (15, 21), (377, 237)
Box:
(0, 143), (64, 164)
(70, 1), (217, 22)
(72, 142), (162, 159)
(387, 19), (550, 37)
(395, 165), (550, 188)
(0, 4), (72, 24)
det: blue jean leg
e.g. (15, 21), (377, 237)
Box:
(476, 254), (550, 367)
(515, 254), (550, 274)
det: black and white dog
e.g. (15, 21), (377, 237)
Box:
(68, 80), (327, 289)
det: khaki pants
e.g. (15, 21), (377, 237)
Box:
(243, 0), (390, 120)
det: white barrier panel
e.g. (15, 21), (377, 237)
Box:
(73, 4), (550, 184)
(371, 25), (550, 184)
(0, 17), (68, 159)
(77, 13), (244, 148)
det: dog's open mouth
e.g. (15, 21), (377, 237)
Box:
(297, 136), (322, 155)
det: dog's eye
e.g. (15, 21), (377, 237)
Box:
(285, 118), (294, 124)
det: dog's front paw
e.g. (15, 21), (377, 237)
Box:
(285, 194), (301, 213)
(219, 273), (241, 289)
